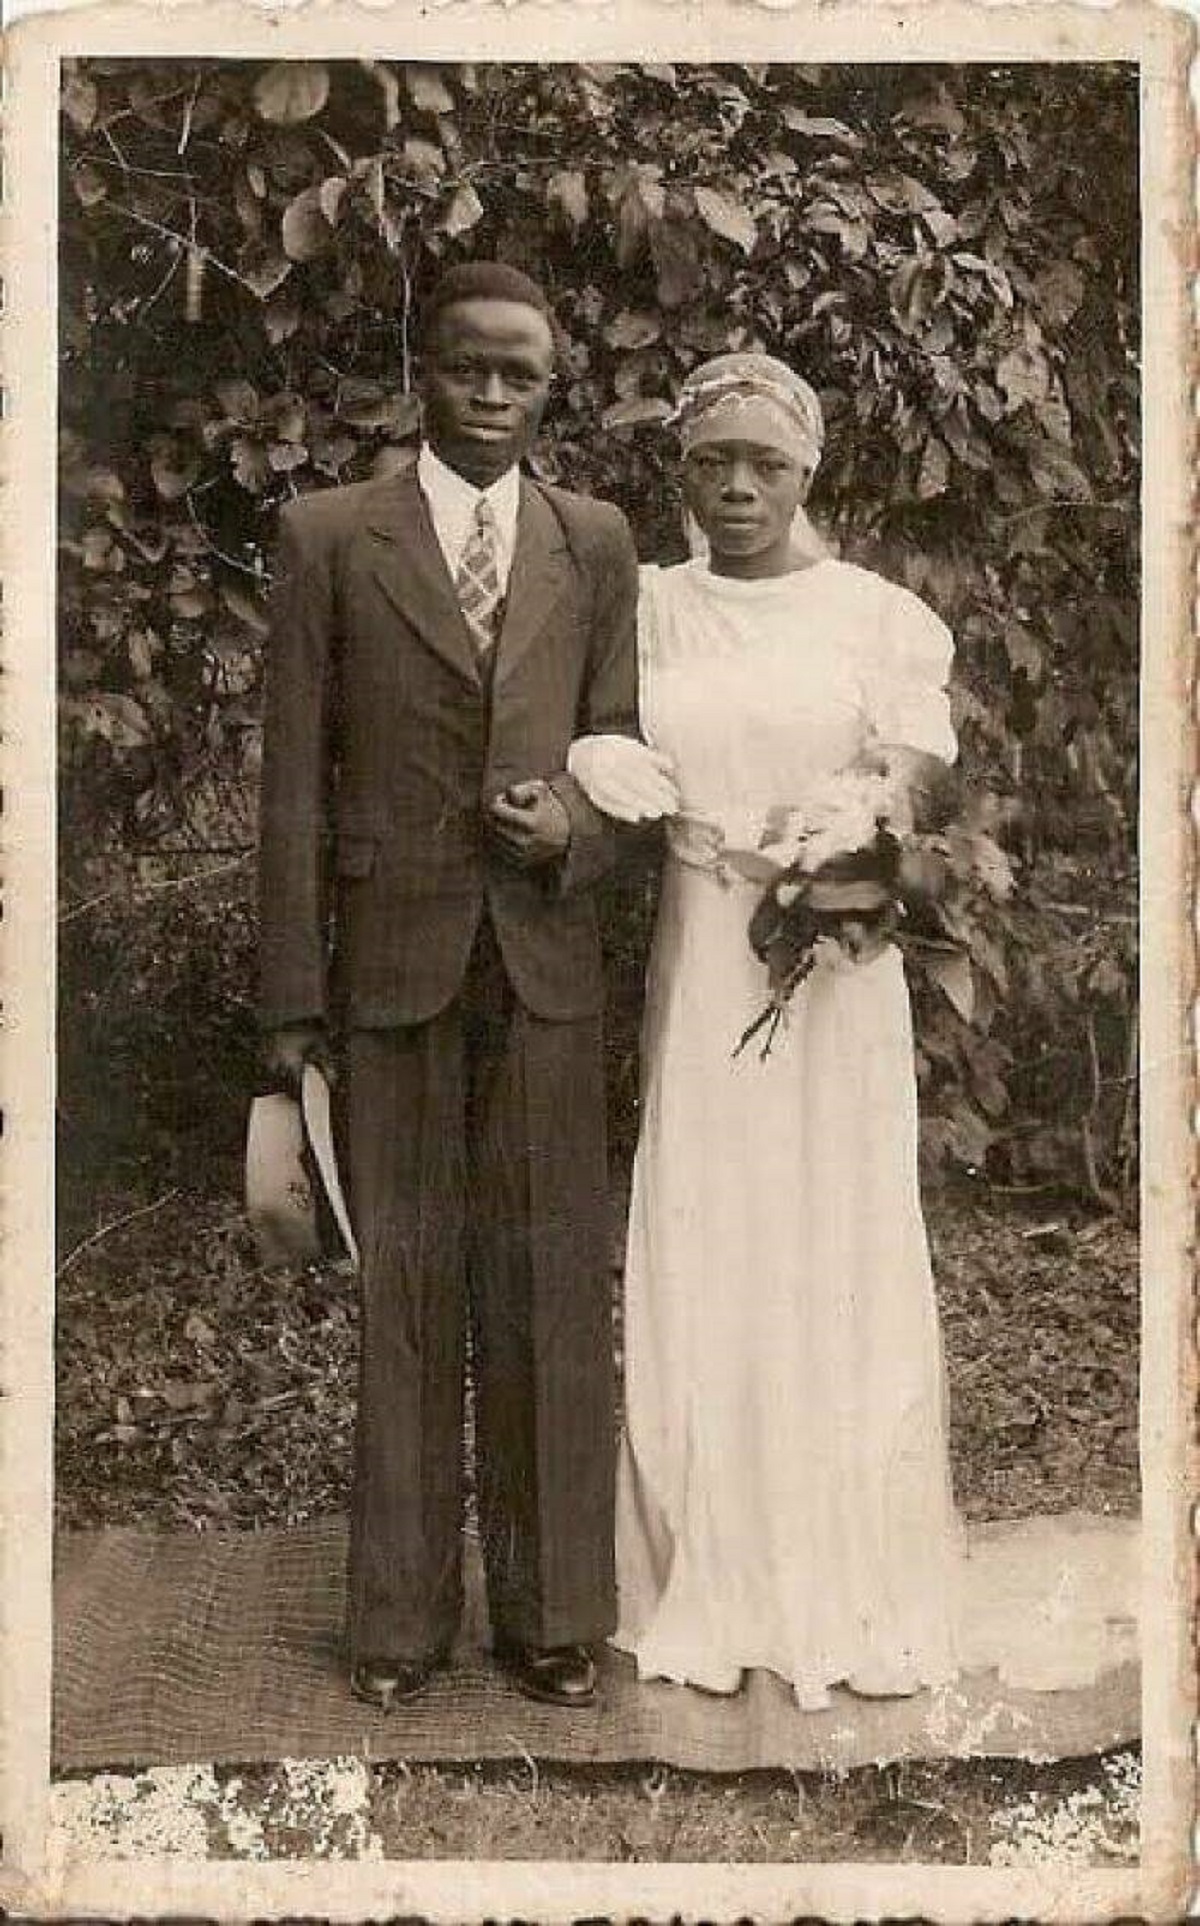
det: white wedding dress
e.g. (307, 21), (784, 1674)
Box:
(613, 556), (963, 1708)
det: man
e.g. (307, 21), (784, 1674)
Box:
(258, 261), (640, 1710)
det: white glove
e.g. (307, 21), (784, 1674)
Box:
(567, 734), (680, 824)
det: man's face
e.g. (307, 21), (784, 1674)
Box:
(421, 298), (555, 486)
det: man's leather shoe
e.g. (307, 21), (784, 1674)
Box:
(494, 1639), (597, 1707)
(350, 1652), (447, 1711)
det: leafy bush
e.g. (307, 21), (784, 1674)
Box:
(58, 59), (1139, 1200)
(58, 854), (260, 1231)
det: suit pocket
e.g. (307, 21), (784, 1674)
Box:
(335, 834), (377, 879)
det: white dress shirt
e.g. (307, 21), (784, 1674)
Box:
(417, 443), (521, 593)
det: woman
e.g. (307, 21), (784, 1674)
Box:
(570, 354), (962, 1708)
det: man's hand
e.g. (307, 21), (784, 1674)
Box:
(264, 1023), (336, 1094)
(488, 780), (572, 869)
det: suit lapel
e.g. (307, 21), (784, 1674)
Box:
(492, 481), (573, 695)
(365, 467), (481, 689)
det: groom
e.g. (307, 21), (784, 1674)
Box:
(258, 262), (640, 1709)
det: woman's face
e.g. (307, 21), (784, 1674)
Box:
(683, 438), (811, 578)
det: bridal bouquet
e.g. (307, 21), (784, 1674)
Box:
(729, 759), (1014, 1060)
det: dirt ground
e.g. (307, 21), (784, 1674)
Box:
(53, 1177), (1140, 1862)
(56, 1179), (1139, 1533)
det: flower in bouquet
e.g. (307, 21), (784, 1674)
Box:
(734, 763), (1013, 1060)
(759, 767), (895, 875)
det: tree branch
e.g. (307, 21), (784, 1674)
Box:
(57, 1188), (180, 1281)
(106, 202), (261, 298)
(59, 852), (252, 925)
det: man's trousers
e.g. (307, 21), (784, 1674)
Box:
(344, 920), (617, 1665)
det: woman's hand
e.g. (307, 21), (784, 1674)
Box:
(567, 735), (681, 823)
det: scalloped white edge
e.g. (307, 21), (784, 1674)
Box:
(1, 9), (1194, 1921)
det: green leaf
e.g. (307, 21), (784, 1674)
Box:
(267, 441), (309, 473)
(1035, 394), (1073, 446)
(867, 172), (939, 215)
(169, 564), (215, 618)
(230, 438), (270, 493)
(265, 392), (306, 442)
(72, 162), (108, 208)
(941, 405), (992, 471)
(548, 169), (589, 230)
(311, 432), (358, 477)
(405, 65), (454, 115)
(924, 951), (976, 1023)
(219, 583), (270, 638)
(889, 257), (939, 333)
(804, 203), (871, 261)
(319, 176), (349, 226)
(85, 467), (126, 506)
(916, 436), (950, 500)
(780, 107), (861, 146)
(996, 344), (1050, 411)
(214, 379), (259, 424)
(601, 396), (673, 430)
(252, 62), (330, 126)
(127, 629), (157, 679)
(62, 71), (99, 132)
(1034, 259), (1086, 327)
(62, 648), (102, 690)
(438, 181), (484, 237)
(650, 218), (702, 308)
(65, 691), (152, 748)
(613, 352), (657, 401)
(337, 383), (420, 436)
(80, 527), (122, 572)
(694, 184), (758, 255)
(922, 206), (960, 249)
(1003, 620), (1043, 679)
(1027, 439), (1093, 504)
(952, 251), (1014, 307)
(281, 186), (334, 263)
(234, 172), (264, 236)
(402, 137), (447, 184)
(263, 296), (302, 345)
(614, 166), (664, 267)
(362, 60), (402, 130)
(149, 439), (200, 503)
(238, 243), (293, 301)
(604, 310), (662, 351)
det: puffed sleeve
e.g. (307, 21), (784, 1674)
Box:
(866, 582), (958, 765)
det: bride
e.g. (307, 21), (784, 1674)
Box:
(570, 352), (962, 1708)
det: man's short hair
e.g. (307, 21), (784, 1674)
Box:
(423, 260), (560, 354)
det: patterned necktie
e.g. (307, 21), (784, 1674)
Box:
(455, 495), (503, 664)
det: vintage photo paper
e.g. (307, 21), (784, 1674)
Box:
(2, 2), (1194, 1918)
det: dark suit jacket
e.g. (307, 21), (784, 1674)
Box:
(258, 464), (640, 1028)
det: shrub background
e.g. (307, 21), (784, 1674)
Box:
(57, 60), (1139, 1221)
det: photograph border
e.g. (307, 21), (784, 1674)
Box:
(2, 3), (1194, 1916)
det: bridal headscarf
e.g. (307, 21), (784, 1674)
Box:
(676, 352), (824, 468)
(675, 353), (828, 561)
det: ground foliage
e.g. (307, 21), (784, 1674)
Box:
(52, 1748), (1141, 1867)
(363, 1747), (1141, 1865)
(59, 59), (1139, 1197)
(55, 1182), (1137, 1534)
(53, 1177), (1140, 1858)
